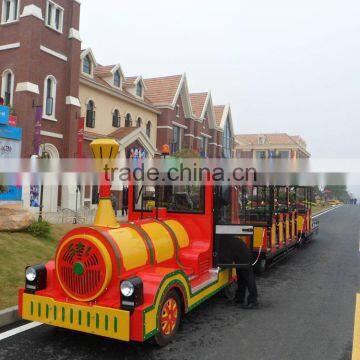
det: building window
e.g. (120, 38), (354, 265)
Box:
(222, 119), (232, 158)
(1, 69), (14, 106)
(146, 121), (151, 138)
(136, 117), (142, 128)
(200, 136), (207, 158)
(86, 100), (95, 128)
(43, 75), (56, 118)
(255, 151), (266, 159)
(112, 109), (120, 127)
(114, 71), (121, 88)
(1, 0), (19, 23)
(45, 0), (64, 33)
(136, 82), (143, 97)
(172, 125), (181, 153)
(125, 113), (132, 127)
(83, 55), (92, 75)
(176, 104), (180, 118)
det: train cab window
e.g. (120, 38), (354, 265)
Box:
(133, 186), (156, 211)
(133, 185), (205, 214)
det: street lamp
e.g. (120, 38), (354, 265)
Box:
(38, 144), (50, 222)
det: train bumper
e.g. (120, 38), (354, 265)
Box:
(20, 293), (130, 341)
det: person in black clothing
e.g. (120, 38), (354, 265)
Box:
(221, 236), (259, 309)
(215, 185), (259, 309)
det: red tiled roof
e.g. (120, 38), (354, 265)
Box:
(84, 127), (138, 141)
(94, 65), (116, 77)
(83, 131), (106, 139)
(235, 133), (303, 146)
(143, 75), (182, 106)
(214, 105), (225, 126)
(190, 93), (208, 119)
(108, 127), (138, 140)
(124, 76), (138, 88)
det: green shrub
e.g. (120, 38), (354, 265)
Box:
(26, 221), (51, 239)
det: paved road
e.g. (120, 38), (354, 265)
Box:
(0, 205), (359, 360)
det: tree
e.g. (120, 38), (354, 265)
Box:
(324, 185), (351, 202)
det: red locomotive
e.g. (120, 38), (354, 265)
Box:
(18, 139), (317, 345)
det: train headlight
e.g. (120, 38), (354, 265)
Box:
(121, 281), (135, 297)
(25, 264), (47, 294)
(120, 277), (143, 311)
(25, 267), (37, 282)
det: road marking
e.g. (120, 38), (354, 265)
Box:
(352, 294), (360, 360)
(312, 205), (343, 219)
(0, 322), (42, 341)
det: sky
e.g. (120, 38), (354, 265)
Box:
(80, 0), (360, 161)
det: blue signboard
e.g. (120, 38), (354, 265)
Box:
(0, 125), (22, 140)
(0, 117), (22, 201)
(0, 186), (22, 201)
(0, 105), (9, 125)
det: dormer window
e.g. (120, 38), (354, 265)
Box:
(114, 71), (121, 88)
(136, 82), (143, 97)
(1, 0), (19, 23)
(258, 135), (266, 145)
(83, 55), (92, 75)
(45, 0), (64, 33)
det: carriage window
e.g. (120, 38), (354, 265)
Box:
(274, 186), (288, 213)
(295, 187), (310, 213)
(133, 185), (204, 214)
(214, 185), (242, 224)
(232, 186), (274, 224)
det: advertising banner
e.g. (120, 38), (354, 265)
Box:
(0, 134), (22, 201)
(0, 105), (9, 125)
(33, 106), (43, 156)
(77, 117), (85, 158)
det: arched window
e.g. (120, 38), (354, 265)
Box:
(136, 117), (142, 128)
(1, 69), (14, 106)
(83, 55), (92, 75)
(146, 121), (151, 138)
(43, 75), (56, 118)
(125, 113), (132, 127)
(114, 71), (121, 87)
(222, 119), (232, 158)
(86, 100), (95, 128)
(112, 109), (120, 127)
(136, 81), (143, 97)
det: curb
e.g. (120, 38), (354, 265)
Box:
(0, 306), (20, 328)
(312, 204), (343, 219)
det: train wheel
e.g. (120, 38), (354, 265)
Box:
(154, 290), (181, 346)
